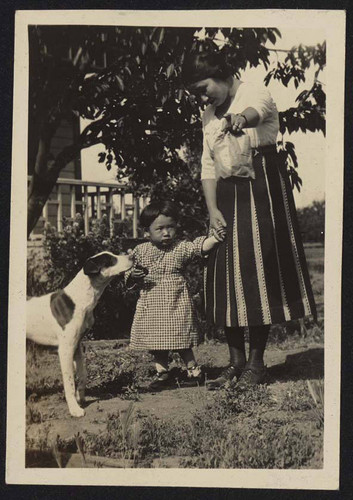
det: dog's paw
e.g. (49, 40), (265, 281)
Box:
(69, 406), (85, 418)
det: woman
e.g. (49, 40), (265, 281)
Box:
(182, 51), (316, 390)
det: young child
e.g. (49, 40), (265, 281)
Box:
(125, 200), (222, 391)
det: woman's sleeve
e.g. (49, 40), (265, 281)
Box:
(246, 85), (276, 123)
(201, 114), (216, 180)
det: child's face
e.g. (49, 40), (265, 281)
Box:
(148, 214), (177, 247)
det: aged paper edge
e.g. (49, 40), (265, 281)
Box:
(6, 9), (344, 489)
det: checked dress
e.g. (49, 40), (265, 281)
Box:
(127, 238), (206, 350)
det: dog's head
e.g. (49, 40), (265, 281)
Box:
(83, 251), (133, 279)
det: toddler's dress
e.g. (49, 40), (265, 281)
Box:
(126, 238), (205, 350)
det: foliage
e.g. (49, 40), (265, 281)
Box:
(84, 344), (154, 395)
(83, 403), (142, 462)
(297, 200), (325, 242)
(26, 342), (63, 398)
(307, 379), (324, 428)
(265, 42), (326, 135)
(147, 153), (208, 239)
(181, 418), (321, 469)
(43, 213), (123, 289)
(28, 26), (326, 234)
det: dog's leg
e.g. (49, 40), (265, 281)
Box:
(74, 344), (87, 405)
(58, 340), (85, 417)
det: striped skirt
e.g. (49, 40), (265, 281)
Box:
(205, 145), (317, 327)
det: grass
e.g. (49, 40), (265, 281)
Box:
(28, 382), (323, 469)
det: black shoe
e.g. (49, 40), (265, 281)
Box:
(236, 366), (267, 389)
(148, 371), (173, 391)
(206, 365), (243, 391)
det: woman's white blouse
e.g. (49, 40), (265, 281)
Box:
(201, 81), (280, 180)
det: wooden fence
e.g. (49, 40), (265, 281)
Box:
(28, 177), (148, 239)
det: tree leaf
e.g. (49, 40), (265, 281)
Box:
(98, 152), (106, 163)
(116, 75), (124, 91)
(158, 28), (165, 48)
(166, 63), (174, 79)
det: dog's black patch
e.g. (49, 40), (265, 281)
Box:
(83, 253), (117, 276)
(50, 290), (75, 329)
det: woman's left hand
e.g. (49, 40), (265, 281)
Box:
(221, 113), (247, 135)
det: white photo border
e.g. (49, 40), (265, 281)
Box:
(7, 9), (345, 489)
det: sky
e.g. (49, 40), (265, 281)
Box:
(81, 27), (326, 209)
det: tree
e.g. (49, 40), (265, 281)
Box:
(297, 200), (325, 243)
(27, 26), (326, 236)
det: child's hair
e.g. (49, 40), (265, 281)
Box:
(140, 201), (179, 230)
(181, 50), (233, 86)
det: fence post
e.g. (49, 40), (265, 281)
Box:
(89, 193), (95, 218)
(96, 186), (102, 219)
(108, 188), (114, 237)
(70, 185), (76, 219)
(43, 202), (49, 228)
(83, 186), (89, 235)
(57, 185), (63, 233)
(120, 192), (126, 221)
(133, 195), (139, 238)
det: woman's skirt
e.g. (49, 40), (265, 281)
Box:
(205, 145), (317, 328)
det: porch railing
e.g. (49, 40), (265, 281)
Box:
(28, 177), (148, 239)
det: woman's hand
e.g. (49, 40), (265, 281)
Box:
(209, 209), (227, 241)
(221, 113), (247, 135)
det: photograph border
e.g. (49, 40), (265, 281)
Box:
(6, 8), (345, 489)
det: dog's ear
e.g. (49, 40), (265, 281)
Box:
(83, 253), (117, 276)
(50, 290), (75, 329)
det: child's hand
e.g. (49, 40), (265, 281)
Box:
(214, 225), (226, 241)
(131, 265), (149, 280)
(211, 225), (226, 242)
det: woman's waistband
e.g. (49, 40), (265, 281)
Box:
(253, 144), (277, 155)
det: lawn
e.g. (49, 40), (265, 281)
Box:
(25, 244), (324, 469)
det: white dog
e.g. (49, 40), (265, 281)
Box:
(27, 251), (133, 417)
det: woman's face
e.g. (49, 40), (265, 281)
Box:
(188, 78), (230, 107)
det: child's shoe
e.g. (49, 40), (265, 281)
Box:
(148, 371), (173, 391)
(182, 365), (205, 387)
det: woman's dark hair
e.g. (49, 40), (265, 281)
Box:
(181, 51), (233, 86)
(140, 201), (179, 230)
